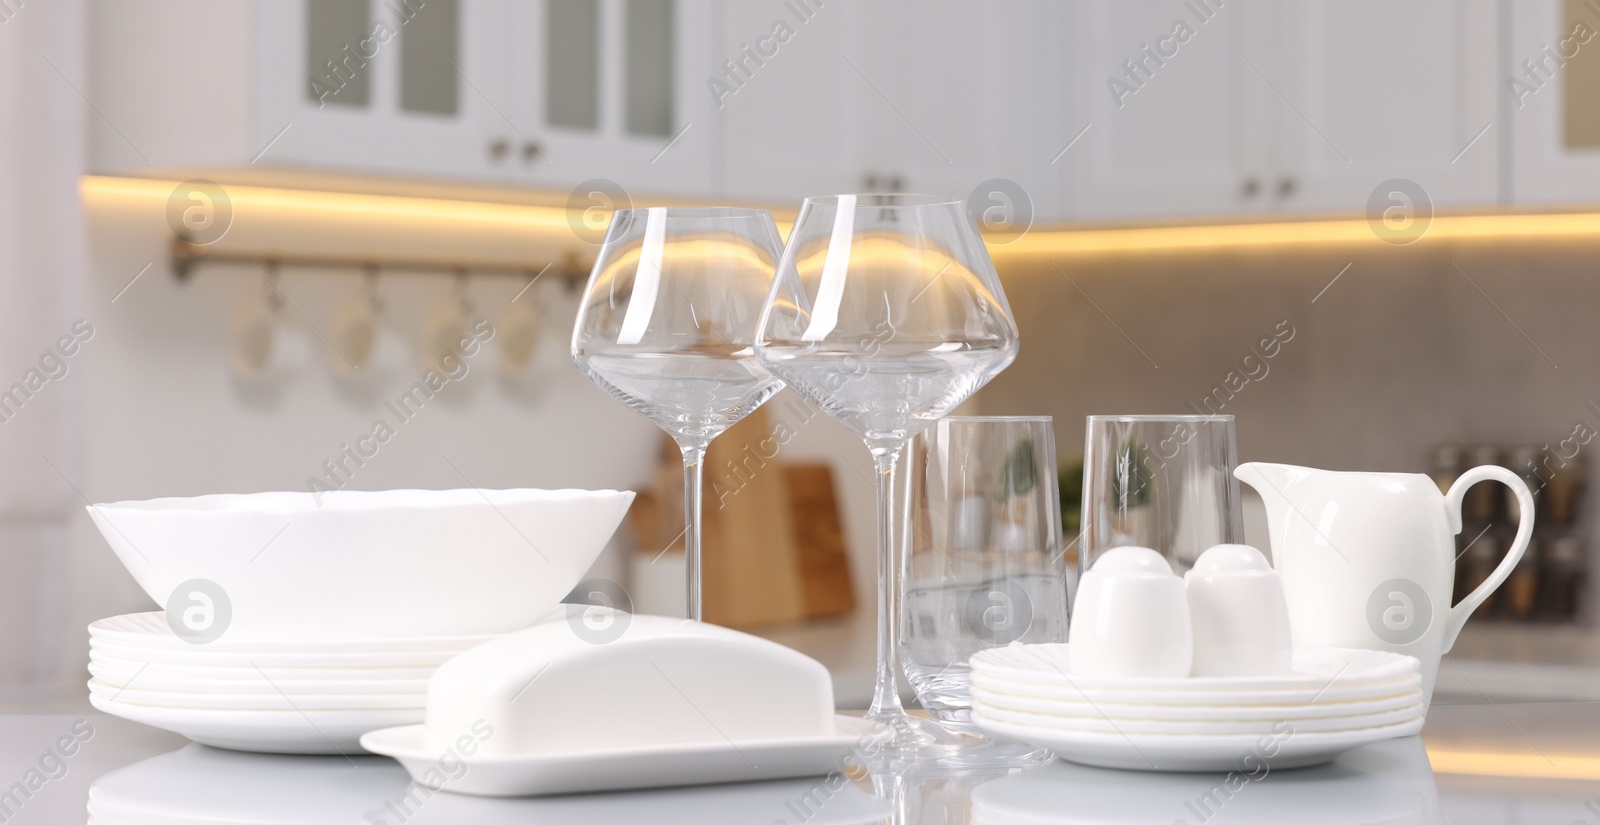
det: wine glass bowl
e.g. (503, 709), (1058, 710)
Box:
(571, 207), (786, 620)
(755, 194), (1020, 759)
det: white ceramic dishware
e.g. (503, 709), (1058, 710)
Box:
(970, 672), (1423, 707)
(1236, 462), (1534, 701)
(87, 654), (438, 685)
(971, 644), (1418, 692)
(1066, 547), (1192, 678)
(1184, 544), (1292, 677)
(363, 613), (870, 796)
(88, 638), (467, 668)
(973, 701), (1423, 736)
(87, 694), (418, 754)
(420, 614), (837, 756)
(87, 661), (430, 695)
(974, 714), (1424, 772)
(87, 679), (427, 711)
(87, 488), (634, 639)
(362, 717), (877, 798)
(969, 685), (1424, 720)
(90, 612), (496, 653)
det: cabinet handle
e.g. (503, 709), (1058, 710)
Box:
(522, 141), (544, 164)
(488, 138), (510, 162)
(1277, 177), (1296, 198)
(1240, 177), (1260, 199)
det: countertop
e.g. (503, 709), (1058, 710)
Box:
(1, 700), (1597, 823)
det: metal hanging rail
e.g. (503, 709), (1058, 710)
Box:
(169, 233), (592, 288)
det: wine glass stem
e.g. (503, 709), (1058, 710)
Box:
(681, 444), (706, 623)
(868, 444), (908, 720)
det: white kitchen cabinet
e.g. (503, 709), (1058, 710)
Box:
(1272, 0), (1501, 213)
(718, 0), (1062, 219)
(1507, 0), (1600, 205)
(501, 0), (718, 197)
(1058, 0), (1275, 220)
(1058, 0), (1500, 221)
(89, 0), (715, 195)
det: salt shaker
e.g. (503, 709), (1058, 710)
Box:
(1068, 546), (1192, 678)
(1184, 544), (1293, 677)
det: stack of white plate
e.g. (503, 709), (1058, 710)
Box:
(970, 644), (1426, 771)
(88, 612), (493, 754)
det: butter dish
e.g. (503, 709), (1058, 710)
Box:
(361, 612), (878, 796)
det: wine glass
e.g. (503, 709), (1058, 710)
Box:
(755, 194), (1019, 757)
(571, 207), (786, 621)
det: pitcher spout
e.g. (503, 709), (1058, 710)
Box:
(1233, 462), (1304, 500)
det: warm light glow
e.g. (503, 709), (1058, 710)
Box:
(81, 175), (574, 231)
(1428, 747), (1600, 781)
(82, 175), (1600, 257)
(992, 211), (1600, 257)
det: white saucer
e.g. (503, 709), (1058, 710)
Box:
(89, 652), (439, 684)
(971, 645), (1418, 692)
(971, 671), (1424, 707)
(90, 693), (418, 754)
(91, 612), (497, 653)
(88, 661), (430, 695)
(971, 684), (1426, 721)
(89, 678), (427, 711)
(974, 701), (1424, 735)
(974, 711), (1425, 771)
(360, 715), (880, 797)
(90, 638), (465, 668)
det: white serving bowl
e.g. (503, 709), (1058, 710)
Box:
(88, 488), (634, 640)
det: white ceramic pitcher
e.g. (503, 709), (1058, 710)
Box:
(1235, 462), (1534, 702)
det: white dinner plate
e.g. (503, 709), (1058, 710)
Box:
(360, 716), (881, 797)
(974, 711), (1425, 772)
(87, 661), (429, 695)
(970, 645), (1418, 693)
(90, 612), (497, 653)
(88, 678), (427, 711)
(973, 702), (1424, 736)
(89, 694), (419, 754)
(90, 638), (464, 668)
(970, 684), (1426, 721)
(89, 652), (439, 684)
(970, 670), (1424, 707)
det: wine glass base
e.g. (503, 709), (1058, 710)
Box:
(857, 712), (1054, 769)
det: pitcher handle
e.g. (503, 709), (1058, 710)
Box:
(1442, 465), (1534, 653)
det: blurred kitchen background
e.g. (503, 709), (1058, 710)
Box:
(2, 0), (1599, 711)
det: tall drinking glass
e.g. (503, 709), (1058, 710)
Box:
(755, 194), (1019, 756)
(571, 207), (786, 621)
(901, 416), (1066, 765)
(1079, 414), (1243, 575)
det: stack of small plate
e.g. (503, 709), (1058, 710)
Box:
(970, 644), (1426, 771)
(88, 612), (493, 754)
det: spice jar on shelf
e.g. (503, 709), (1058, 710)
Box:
(1461, 532), (1504, 620)
(1542, 535), (1586, 622)
(1544, 454), (1586, 528)
(1507, 445), (1546, 524)
(1503, 537), (1541, 622)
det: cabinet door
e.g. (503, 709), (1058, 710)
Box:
(1060, 0), (1276, 220)
(718, 0), (865, 202)
(1274, 0), (1501, 212)
(502, 0), (717, 197)
(1508, 0), (1600, 205)
(848, 1), (1063, 218)
(254, 0), (506, 179)
(719, 1), (1060, 216)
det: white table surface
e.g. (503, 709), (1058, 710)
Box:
(0, 700), (1594, 823)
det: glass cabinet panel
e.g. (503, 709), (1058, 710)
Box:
(546, 0), (601, 129)
(625, 0), (675, 137)
(401, 0), (461, 115)
(306, 0), (373, 108)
